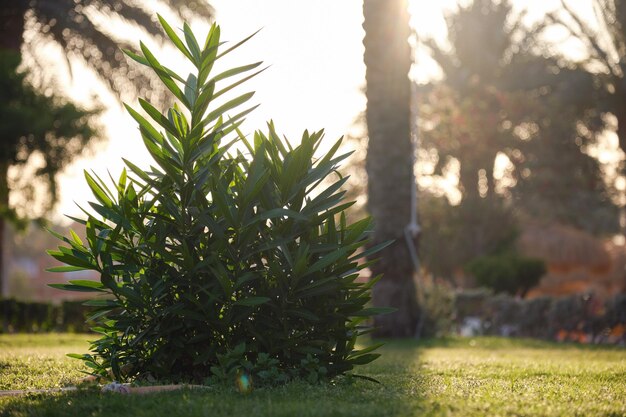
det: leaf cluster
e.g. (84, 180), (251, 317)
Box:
(49, 16), (389, 385)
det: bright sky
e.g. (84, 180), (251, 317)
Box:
(47, 0), (609, 222)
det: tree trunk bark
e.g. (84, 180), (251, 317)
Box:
(0, 162), (9, 297)
(363, 0), (419, 338)
(0, 2), (27, 297)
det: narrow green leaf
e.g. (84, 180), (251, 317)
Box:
(184, 72), (198, 107)
(46, 265), (87, 273)
(183, 22), (202, 63)
(66, 353), (89, 360)
(84, 171), (113, 208)
(216, 29), (261, 59)
(124, 104), (164, 145)
(201, 92), (255, 125)
(348, 343), (385, 357)
(348, 239), (394, 262)
(122, 49), (186, 83)
(212, 68), (266, 101)
(83, 299), (120, 307)
(138, 99), (179, 138)
(48, 283), (104, 293)
(68, 280), (105, 290)
(353, 307), (397, 317)
(348, 353), (381, 365)
(211, 62), (262, 83)
(157, 14), (194, 62)
(140, 42), (190, 108)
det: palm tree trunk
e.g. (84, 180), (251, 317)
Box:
(363, 0), (419, 337)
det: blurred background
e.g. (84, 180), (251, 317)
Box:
(0, 0), (624, 343)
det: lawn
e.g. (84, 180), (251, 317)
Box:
(0, 334), (624, 417)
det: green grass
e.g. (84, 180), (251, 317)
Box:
(0, 334), (624, 417)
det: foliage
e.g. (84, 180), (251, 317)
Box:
(0, 50), (99, 221)
(48, 17), (389, 385)
(465, 254), (546, 297)
(2, 335), (626, 416)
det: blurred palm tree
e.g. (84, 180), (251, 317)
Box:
(362, 0), (420, 337)
(422, 0), (542, 201)
(1, 0), (213, 99)
(420, 0), (617, 233)
(0, 1), (213, 295)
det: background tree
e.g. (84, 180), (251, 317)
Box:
(418, 0), (618, 280)
(421, 0), (540, 201)
(506, 65), (618, 233)
(1, 0), (213, 101)
(0, 1), (214, 295)
(363, 0), (419, 337)
(0, 51), (98, 295)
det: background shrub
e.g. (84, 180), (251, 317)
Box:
(465, 255), (546, 297)
(454, 287), (492, 320)
(0, 299), (91, 333)
(484, 293), (521, 336)
(417, 276), (455, 338)
(518, 296), (552, 338)
(451, 290), (625, 344)
(49, 17), (389, 384)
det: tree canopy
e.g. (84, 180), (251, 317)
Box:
(417, 0), (619, 281)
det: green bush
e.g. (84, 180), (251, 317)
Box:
(48, 17), (389, 384)
(465, 255), (545, 297)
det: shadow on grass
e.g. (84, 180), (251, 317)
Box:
(0, 345), (427, 417)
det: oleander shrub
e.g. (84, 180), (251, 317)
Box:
(48, 17), (390, 384)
